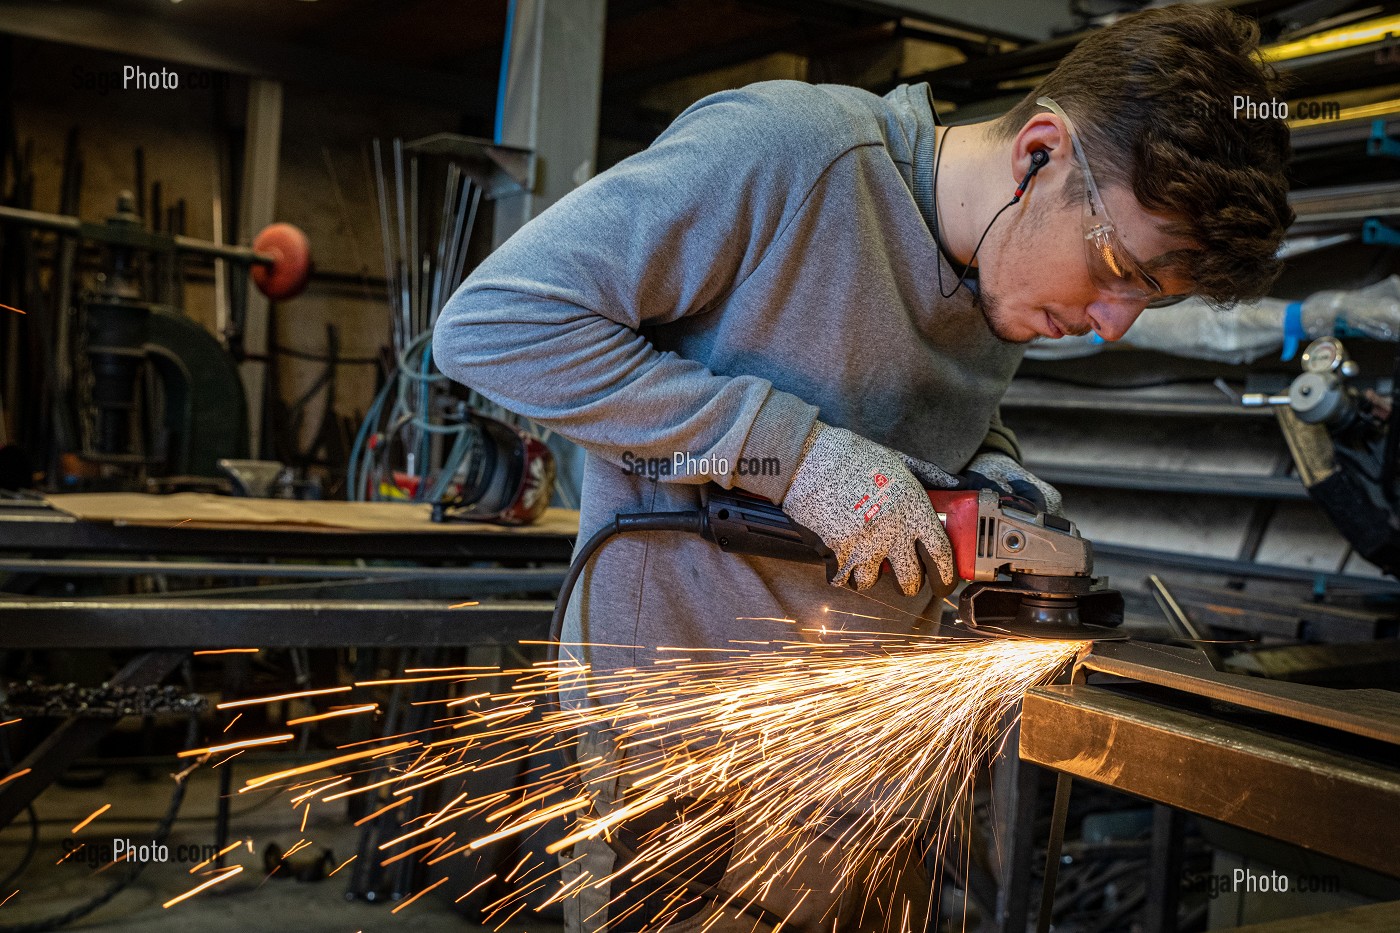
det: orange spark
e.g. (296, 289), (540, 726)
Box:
(1, 303), (25, 315)
(193, 648), (259, 655)
(0, 768), (31, 788)
(390, 875), (448, 914)
(286, 704), (377, 726)
(188, 841), (243, 874)
(71, 803), (111, 834)
(178, 734), (294, 758)
(239, 741), (415, 792)
(217, 686), (351, 709)
(162, 866), (243, 908)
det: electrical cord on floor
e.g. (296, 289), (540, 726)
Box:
(0, 767), (191, 933)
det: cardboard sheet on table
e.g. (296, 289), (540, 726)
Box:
(43, 492), (580, 535)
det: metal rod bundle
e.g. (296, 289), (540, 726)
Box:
(355, 141), (483, 500)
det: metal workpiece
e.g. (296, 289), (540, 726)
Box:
(1019, 683), (1400, 879)
(1081, 640), (1400, 746)
(0, 599), (555, 649)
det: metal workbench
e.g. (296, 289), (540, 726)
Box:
(1013, 640), (1400, 933)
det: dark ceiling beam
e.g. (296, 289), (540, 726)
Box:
(893, 21), (1017, 59)
(0, 0), (496, 114)
(608, 0), (678, 21)
(806, 0), (1043, 44)
(604, 21), (816, 97)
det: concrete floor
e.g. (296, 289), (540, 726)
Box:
(0, 765), (563, 932)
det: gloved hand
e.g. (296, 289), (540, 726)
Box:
(781, 422), (957, 596)
(964, 451), (1063, 516)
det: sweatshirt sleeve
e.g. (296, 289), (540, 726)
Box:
(432, 82), (846, 502)
(975, 408), (1023, 463)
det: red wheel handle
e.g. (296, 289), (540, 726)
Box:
(251, 222), (312, 300)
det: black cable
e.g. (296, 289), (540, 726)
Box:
(0, 805), (37, 891)
(930, 126), (1031, 300)
(0, 773), (189, 933)
(546, 511), (704, 651)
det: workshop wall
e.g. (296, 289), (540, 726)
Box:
(8, 35), (478, 473)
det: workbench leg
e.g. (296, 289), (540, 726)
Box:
(992, 716), (1038, 933)
(1144, 804), (1186, 933)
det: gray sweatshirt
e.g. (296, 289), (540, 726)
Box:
(433, 80), (1025, 683)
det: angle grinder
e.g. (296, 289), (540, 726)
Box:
(698, 486), (1124, 640)
(550, 484), (1125, 646)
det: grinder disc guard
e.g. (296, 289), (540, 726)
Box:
(957, 574), (1127, 641)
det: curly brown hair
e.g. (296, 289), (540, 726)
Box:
(995, 4), (1294, 306)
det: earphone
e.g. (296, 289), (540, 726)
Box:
(933, 140), (1052, 299)
(1012, 149), (1051, 203)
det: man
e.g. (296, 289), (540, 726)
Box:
(434, 5), (1292, 929)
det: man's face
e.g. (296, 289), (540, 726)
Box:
(974, 178), (1195, 346)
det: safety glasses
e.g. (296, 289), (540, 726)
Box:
(1036, 97), (1187, 309)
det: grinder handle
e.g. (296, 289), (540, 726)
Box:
(701, 489), (839, 577)
(701, 487), (986, 584)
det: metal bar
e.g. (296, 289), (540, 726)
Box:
(1029, 464), (1308, 500)
(1146, 575), (1209, 643)
(1001, 382), (1271, 418)
(1082, 641), (1400, 746)
(78, 576), (552, 603)
(992, 714), (1038, 933)
(0, 600), (554, 648)
(1020, 684), (1400, 878)
(1159, 581), (1395, 643)
(1091, 542), (1400, 593)
(0, 651), (185, 830)
(1035, 772), (1072, 933)
(1143, 805), (1185, 933)
(0, 204), (276, 265)
(0, 558), (566, 585)
(0, 515), (575, 562)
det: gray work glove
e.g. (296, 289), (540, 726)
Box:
(964, 452), (1063, 517)
(781, 423), (957, 597)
